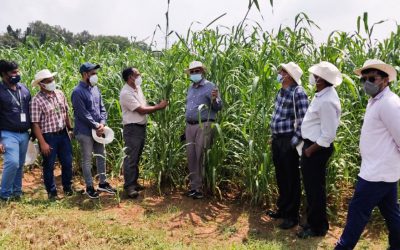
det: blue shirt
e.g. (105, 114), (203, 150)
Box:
(185, 79), (222, 122)
(0, 82), (31, 134)
(71, 81), (107, 136)
(270, 84), (309, 146)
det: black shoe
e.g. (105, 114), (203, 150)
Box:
(279, 219), (298, 230)
(192, 191), (204, 199)
(86, 186), (99, 199)
(0, 196), (10, 202)
(185, 190), (196, 197)
(10, 195), (22, 202)
(134, 184), (145, 191)
(98, 182), (117, 194)
(64, 187), (74, 196)
(125, 187), (139, 199)
(266, 210), (282, 219)
(48, 192), (59, 201)
(296, 228), (326, 239)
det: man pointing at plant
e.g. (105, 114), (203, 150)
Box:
(184, 61), (222, 200)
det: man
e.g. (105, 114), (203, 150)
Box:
(268, 62), (308, 229)
(297, 61), (342, 238)
(335, 59), (400, 249)
(119, 67), (168, 198)
(71, 62), (116, 199)
(30, 69), (73, 200)
(0, 60), (31, 201)
(185, 61), (222, 199)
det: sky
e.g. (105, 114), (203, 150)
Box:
(1, 0), (399, 49)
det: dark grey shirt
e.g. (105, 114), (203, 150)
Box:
(185, 79), (222, 122)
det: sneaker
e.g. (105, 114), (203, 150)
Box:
(98, 182), (117, 194)
(279, 218), (298, 230)
(48, 192), (59, 201)
(185, 190), (196, 197)
(86, 186), (99, 199)
(64, 187), (74, 197)
(266, 210), (282, 219)
(296, 228), (326, 239)
(192, 191), (204, 199)
(125, 187), (139, 199)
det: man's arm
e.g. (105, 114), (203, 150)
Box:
(291, 90), (309, 147)
(71, 91), (99, 129)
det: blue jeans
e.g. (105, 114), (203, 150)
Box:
(336, 177), (400, 249)
(42, 131), (73, 194)
(0, 130), (29, 199)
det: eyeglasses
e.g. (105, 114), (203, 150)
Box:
(360, 76), (381, 84)
(189, 69), (202, 74)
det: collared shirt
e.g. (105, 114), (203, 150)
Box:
(359, 87), (400, 182)
(0, 82), (31, 134)
(301, 86), (341, 147)
(30, 90), (69, 133)
(270, 84), (309, 146)
(185, 79), (222, 122)
(71, 81), (107, 136)
(119, 84), (147, 125)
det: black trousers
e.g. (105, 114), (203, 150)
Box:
(271, 135), (301, 220)
(300, 139), (334, 234)
(123, 123), (146, 190)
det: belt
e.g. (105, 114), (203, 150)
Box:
(272, 132), (293, 139)
(125, 123), (147, 127)
(186, 119), (215, 125)
(44, 129), (66, 136)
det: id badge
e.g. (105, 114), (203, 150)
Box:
(20, 113), (26, 122)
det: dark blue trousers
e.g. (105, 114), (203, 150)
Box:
(42, 131), (73, 195)
(336, 177), (400, 250)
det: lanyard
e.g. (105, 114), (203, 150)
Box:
(7, 88), (23, 110)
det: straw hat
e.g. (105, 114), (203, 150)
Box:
(354, 59), (397, 82)
(92, 126), (115, 144)
(309, 61), (342, 87)
(31, 69), (57, 87)
(279, 62), (303, 85)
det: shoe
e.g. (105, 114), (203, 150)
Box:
(98, 182), (117, 194)
(266, 210), (282, 219)
(296, 228), (326, 239)
(10, 195), (22, 202)
(134, 184), (145, 191)
(0, 196), (10, 202)
(86, 186), (99, 199)
(48, 192), (59, 201)
(125, 187), (139, 199)
(64, 187), (74, 196)
(192, 191), (204, 199)
(185, 190), (196, 197)
(279, 219), (298, 229)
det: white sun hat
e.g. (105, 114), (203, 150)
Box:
(31, 69), (57, 87)
(354, 59), (397, 82)
(92, 126), (115, 144)
(279, 62), (303, 85)
(185, 61), (206, 74)
(309, 61), (343, 87)
(24, 141), (39, 165)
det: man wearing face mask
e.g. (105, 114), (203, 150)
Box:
(268, 62), (308, 229)
(119, 67), (168, 199)
(71, 62), (116, 199)
(0, 60), (31, 201)
(297, 61), (342, 239)
(30, 69), (73, 200)
(184, 61), (222, 199)
(335, 60), (400, 249)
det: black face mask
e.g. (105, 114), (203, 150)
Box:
(9, 74), (21, 85)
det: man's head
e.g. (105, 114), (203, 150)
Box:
(80, 62), (100, 86)
(32, 69), (57, 92)
(355, 59), (397, 97)
(308, 61), (342, 88)
(0, 60), (20, 85)
(278, 62), (303, 86)
(122, 67), (141, 87)
(186, 61), (206, 83)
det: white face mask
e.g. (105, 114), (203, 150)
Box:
(135, 76), (142, 86)
(42, 81), (56, 92)
(309, 75), (317, 86)
(89, 75), (98, 86)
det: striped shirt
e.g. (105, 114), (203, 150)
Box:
(30, 90), (69, 133)
(270, 84), (309, 146)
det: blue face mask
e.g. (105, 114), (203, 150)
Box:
(276, 74), (284, 83)
(190, 74), (202, 83)
(10, 75), (21, 85)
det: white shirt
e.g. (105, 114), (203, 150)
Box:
(119, 84), (147, 125)
(301, 86), (341, 147)
(359, 87), (400, 182)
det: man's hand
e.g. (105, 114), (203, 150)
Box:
(96, 124), (105, 136)
(0, 143), (5, 154)
(40, 142), (52, 157)
(211, 88), (219, 101)
(157, 100), (168, 110)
